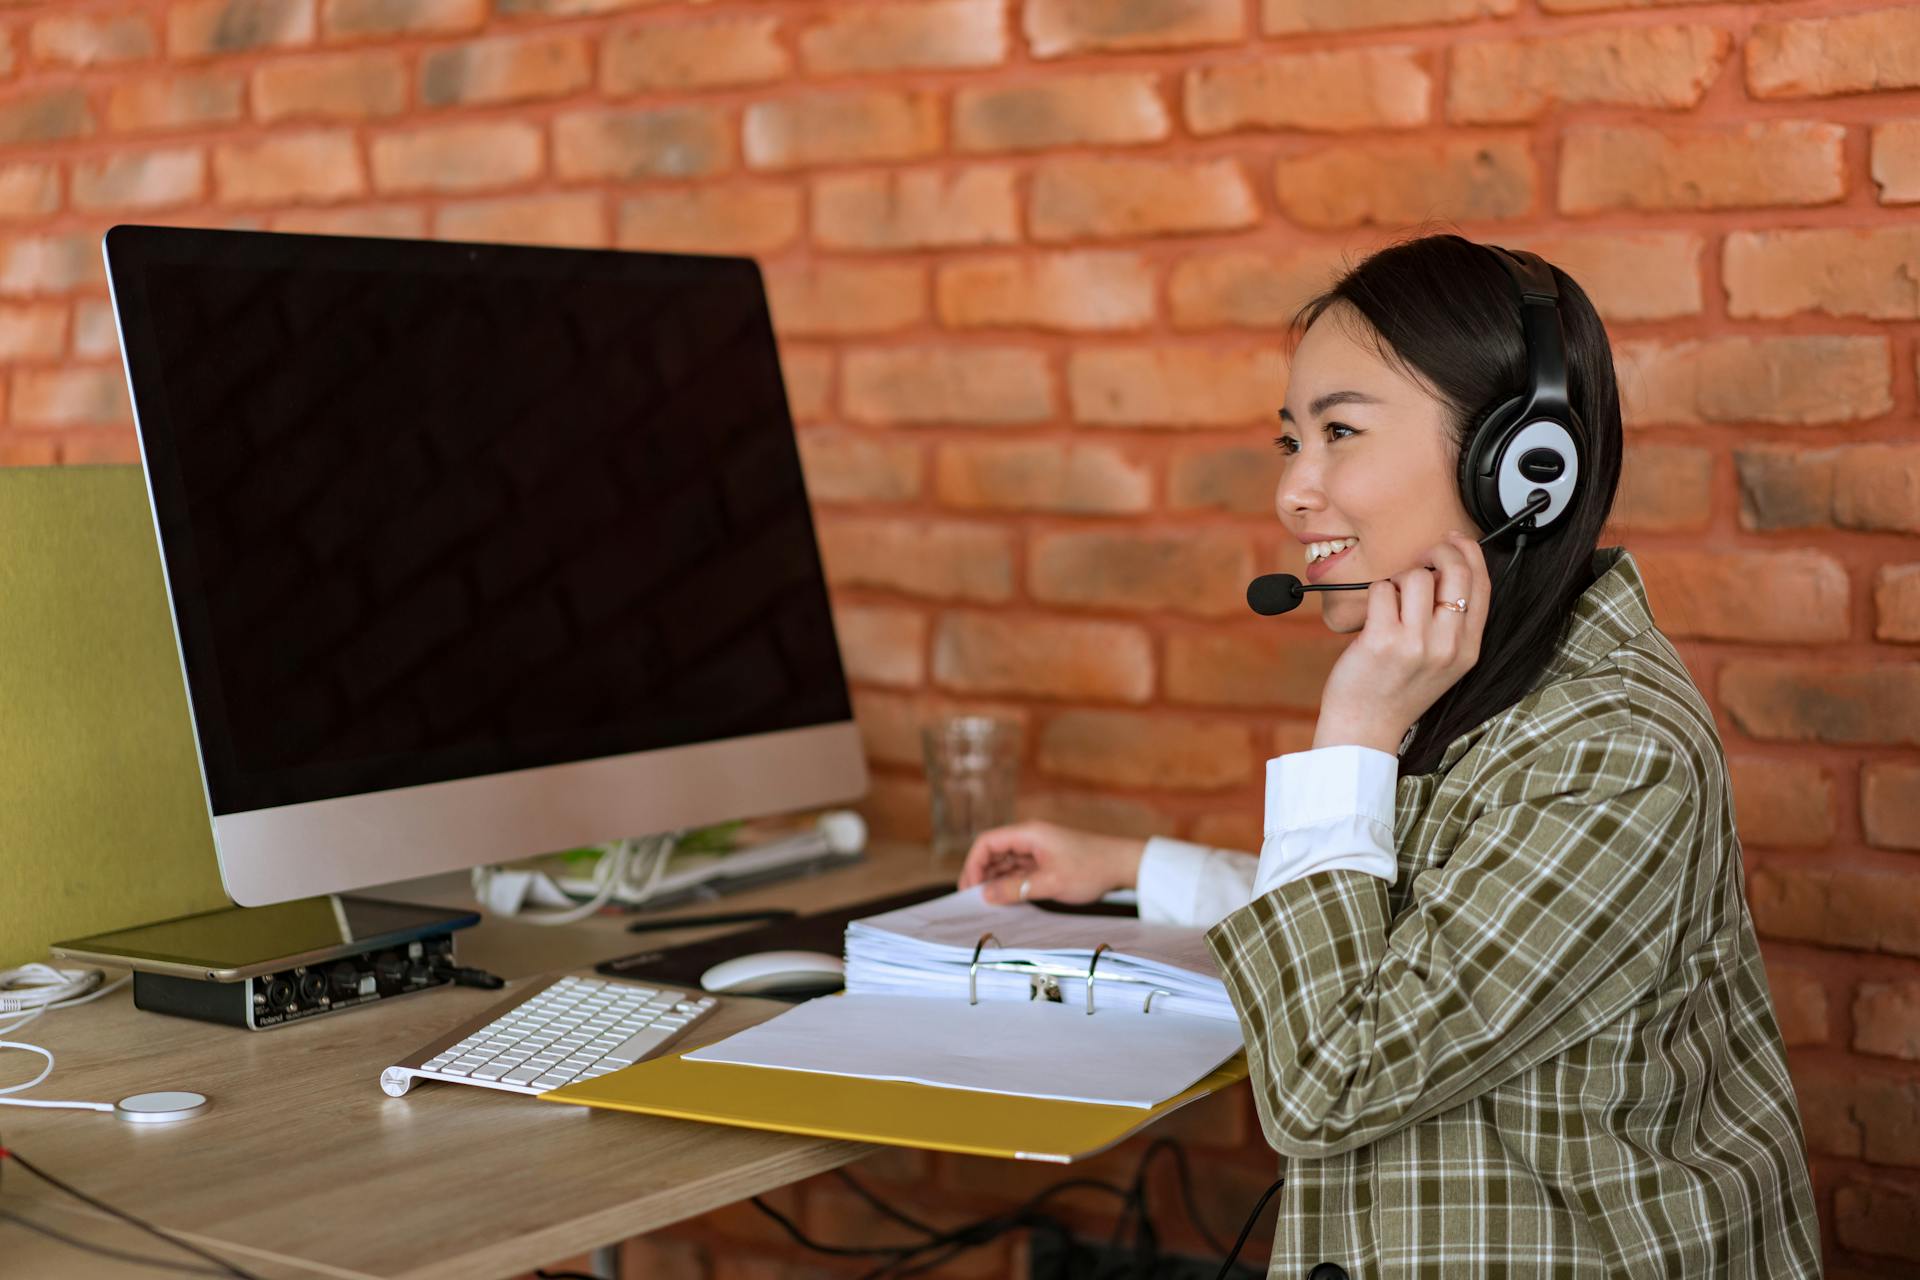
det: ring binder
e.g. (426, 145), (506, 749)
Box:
(969, 932), (1171, 1015)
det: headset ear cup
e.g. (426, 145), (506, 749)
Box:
(1458, 395), (1524, 534)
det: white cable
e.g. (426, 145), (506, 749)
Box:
(0, 963), (129, 1113)
(471, 831), (682, 926)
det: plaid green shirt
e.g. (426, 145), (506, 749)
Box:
(1208, 550), (1820, 1279)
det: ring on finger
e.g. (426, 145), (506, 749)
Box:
(1437, 597), (1468, 614)
(1019, 878), (1032, 900)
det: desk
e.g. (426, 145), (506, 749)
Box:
(0, 844), (951, 1279)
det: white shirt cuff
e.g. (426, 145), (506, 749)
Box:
(1254, 745), (1398, 897)
(1137, 836), (1257, 929)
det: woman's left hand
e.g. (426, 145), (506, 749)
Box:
(1313, 532), (1493, 755)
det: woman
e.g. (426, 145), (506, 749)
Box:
(958, 235), (1819, 1278)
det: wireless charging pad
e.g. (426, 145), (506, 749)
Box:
(115, 1091), (207, 1123)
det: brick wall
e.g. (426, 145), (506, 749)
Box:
(1, 0), (1915, 1274)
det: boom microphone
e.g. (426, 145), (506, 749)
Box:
(1246, 491), (1552, 618)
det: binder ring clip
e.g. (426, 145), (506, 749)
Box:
(1085, 944), (1112, 1016)
(969, 932), (1000, 1006)
(1142, 988), (1174, 1014)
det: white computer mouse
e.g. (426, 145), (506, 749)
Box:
(700, 950), (845, 996)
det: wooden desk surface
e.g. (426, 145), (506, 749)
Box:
(0, 844), (954, 1280)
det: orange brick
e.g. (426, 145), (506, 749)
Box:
(1876, 565), (1920, 643)
(744, 90), (940, 171)
(1872, 121), (1920, 204)
(1029, 529), (1252, 618)
(1038, 710), (1254, 790)
(57, 432), (140, 466)
(371, 122), (540, 194)
(0, 302), (66, 361)
(213, 130), (363, 205)
(1166, 629), (1347, 711)
(1168, 445), (1279, 516)
(1168, 248), (1342, 330)
(801, 0), (1005, 73)
(0, 163), (60, 220)
(1748, 862), (1920, 956)
(1856, 981), (1920, 1061)
(1725, 228), (1920, 320)
(30, 12), (157, 66)
(1791, 1064), (1920, 1164)
(1031, 157), (1256, 240)
(1721, 662), (1920, 747)
(1448, 25), (1728, 123)
(1639, 549), (1848, 644)
(616, 186), (796, 256)
(72, 299), (117, 359)
(796, 429), (922, 504)
(782, 348), (832, 423)
(1187, 47), (1431, 134)
(435, 192), (605, 248)
(813, 167), (1019, 252)
(765, 263), (925, 338)
(1276, 136), (1534, 228)
(933, 441), (1151, 514)
(1186, 810), (1261, 851)
(1761, 959), (1828, 1047)
(601, 18), (787, 93)
(1609, 443), (1711, 533)
(322, 0), (483, 41)
(1068, 348), (1285, 427)
(1560, 122), (1845, 213)
(815, 516), (1015, 602)
(834, 604), (927, 686)
(71, 148), (205, 211)
(1617, 336), (1891, 426)
(933, 612), (1152, 702)
(936, 251), (1154, 331)
(11, 367), (130, 426)
(856, 773), (932, 844)
(1748, 6), (1920, 99)
(421, 33), (588, 107)
(252, 52), (406, 122)
(843, 347), (1051, 425)
(168, 0), (315, 58)
(270, 205), (424, 238)
(1021, 790), (1168, 840)
(0, 437), (57, 467)
(955, 73), (1168, 152)
(553, 106), (732, 181)
(1264, 0), (1514, 32)
(1835, 1178), (1920, 1263)
(1736, 444), (1920, 534)
(106, 72), (244, 133)
(1863, 762), (1920, 852)
(617, 1236), (706, 1280)
(497, 0), (664, 12)
(0, 232), (106, 296)
(0, 89), (93, 147)
(1510, 233), (1703, 322)
(1025, 0), (1241, 58)
(1728, 757), (1834, 850)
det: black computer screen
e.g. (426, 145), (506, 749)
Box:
(108, 227), (850, 816)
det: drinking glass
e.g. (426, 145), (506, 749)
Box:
(920, 716), (1021, 865)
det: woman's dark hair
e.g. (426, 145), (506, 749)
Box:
(1294, 233), (1623, 777)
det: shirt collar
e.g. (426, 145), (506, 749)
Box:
(1423, 547), (1651, 774)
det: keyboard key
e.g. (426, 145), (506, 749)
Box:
(502, 1066), (544, 1085)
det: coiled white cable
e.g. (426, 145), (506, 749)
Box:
(1, 963), (131, 1113)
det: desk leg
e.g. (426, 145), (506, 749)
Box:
(589, 1242), (622, 1279)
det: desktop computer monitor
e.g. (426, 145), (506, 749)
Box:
(103, 225), (867, 908)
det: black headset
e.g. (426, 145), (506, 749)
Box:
(1455, 246), (1586, 539)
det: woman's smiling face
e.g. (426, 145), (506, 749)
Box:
(1276, 302), (1481, 634)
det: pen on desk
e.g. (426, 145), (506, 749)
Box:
(625, 908), (797, 934)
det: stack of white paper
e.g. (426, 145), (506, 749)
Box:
(843, 886), (1237, 1022)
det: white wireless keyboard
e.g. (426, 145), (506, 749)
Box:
(380, 974), (716, 1098)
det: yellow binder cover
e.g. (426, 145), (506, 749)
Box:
(541, 1053), (1248, 1164)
